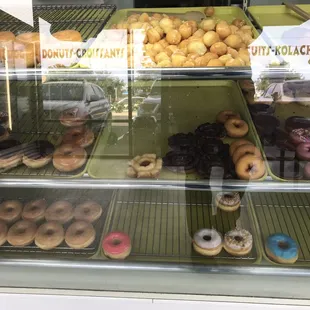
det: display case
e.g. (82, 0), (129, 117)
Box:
(0, 1), (309, 308)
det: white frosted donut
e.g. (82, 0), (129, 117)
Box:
(193, 228), (222, 250)
(224, 228), (253, 256)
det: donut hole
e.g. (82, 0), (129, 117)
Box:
(247, 164), (257, 173)
(64, 151), (72, 156)
(83, 208), (90, 214)
(31, 206), (39, 212)
(45, 229), (54, 236)
(234, 123), (241, 128)
(234, 236), (243, 242)
(140, 161), (151, 167)
(278, 241), (289, 250)
(6, 207), (14, 213)
(203, 235), (212, 241)
(17, 228), (26, 235)
(224, 194), (233, 199)
(112, 239), (121, 246)
(75, 229), (84, 236)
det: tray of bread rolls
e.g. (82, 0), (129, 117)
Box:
(98, 189), (262, 264)
(105, 6), (258, 69)
(0, 80), (104, 178)
(88, 80), (267, 182)
(0, 188), (112, 258)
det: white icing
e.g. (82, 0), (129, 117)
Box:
(194, 229), (222, 250)
(224, 229), (253, 251)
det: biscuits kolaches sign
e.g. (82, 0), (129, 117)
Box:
(39, 18), (128, 71)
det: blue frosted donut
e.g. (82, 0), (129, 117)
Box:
(266, 233), (298, 263)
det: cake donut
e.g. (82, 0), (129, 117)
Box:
(127, 153), (162, 178)
(23, 140), (55, 168)
(22, 199), (47, 222)
(224, 228), (253, 256)
(0, 220), (8, 246)
(74, 201), (102, 223)
(193, 228), (223, 256)
(235, 154), (266, 180)
(229, 139), (253, 156)
(216, 110), (241, 124)
(215, 192), (241, 212)
(0, 125), (9, 142)
(102, 231), (132, 259)
(45, 200), (73, 224)
(232, 144), (262, 164)
(289, 128), (310, 145)
(265, 233), (298, 264)
(0, 200), (23, 224)
(224, 118), (249, 138)
(62, 127), (94, 148)
(7, 220), (37, 246)
(296, 143), (310, 161)
(59, 107), (88, 127)
(53, 144), (87, 172)
(35, 221), (65, 250)
(0, 139), (23, 170)
(65, 221), (96, 249)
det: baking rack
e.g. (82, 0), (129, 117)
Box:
(102, 189), (261, 264)
(250, 192), (310, 266)
(0, 188), (112, 258)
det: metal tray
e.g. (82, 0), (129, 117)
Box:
(99, 189), (262, 265)
(248, 5), (310, 28)
(0, 188), (112, 258)
(249, 192), (310, 267)
(88, 80), (266, 181)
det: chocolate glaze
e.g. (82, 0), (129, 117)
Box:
(248, 104), (275, 117)
(195, 122), (226, 139)
(196, 137), (223, 155)
(254, 115), (280, 136)
(163, 151), (198, 173)
(24, 140), (55, 160)
(0, 139), (21, 159)
(168, 133), (196, 152)
(285, 116), (310, 132)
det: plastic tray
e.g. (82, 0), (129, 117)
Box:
(88, 80), (266, 181)
(249, 192), (310, 267)
(98, 189), (262, 264)
(248, 5), (310, 28)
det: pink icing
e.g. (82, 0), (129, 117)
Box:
(296, 142), (310, 161)
(102, 231), (131, 255)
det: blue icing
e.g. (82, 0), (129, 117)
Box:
(266, 233), (298, 260)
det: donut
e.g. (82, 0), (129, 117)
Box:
(23, 140), (55, 168)
(22, 199), (47, 222)
(0, 139), (23, 170)
(59, 107), (88, 127)
(215, 192), (241, 212)
(62, 127), (94, 148)
(224, 228), (253, 256)
(196, 156), (226, 179)
(0, 125), (9, 142)
(296, 143), (310, 161)
(248, 103), (275, 117)
(265, 233), (298, 264)
(53, 144), (87, 172)
(285, 116), (310, 132)
(163, 151), (197, 174)
(45, 200), (73, 224)
(253, 115), (280, 136)
(224, 118), (249, 138)
(0, 111), (9, 127)
(193, 228), (223, 256)
(216, 110), (241, 124)
(229, 139), (253, 156)
(195, 122), (226, 138)
(0, 220), (8, 246)
(7, 220), (37, 246)
(52, 30), (82, 42)
(289, 128), (310, 145)
(168, 133), (196, 152)
(196, 137), (224, 155)
(235, 154), (266, 180)
(0, 200), (23, 224)
(232, 144), (262, 164)
(35, 221), (64, 250)
(102, 231), (131, 259)
(128, 154), (162, 178)
(65, 221), (96, 249)
(304, 162), (310, 179)
(74, 201), (102, 223)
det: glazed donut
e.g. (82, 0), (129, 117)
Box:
(35, 221), (65, 250)
(23, 140), (55, 168)
(232, 144), (262, 164)
(215, 192), (241, 212)
(216, 110), (241, 124)
(65, 221), (96, 249)
(0, 139), (23, 170)
(52, 30), (82, 42)
(193, 228), (223, 256)
(229, 139), (253, 156)
(53, 144), (87, 172)
(296, 143), (310, 161)
(102, 231), (132, 259)
(265, 233), (298, 264)
(59, 108), (88, 127)
(128, 154), (162, 178)
(22, 199), (47, 222)
(45, 200), (73, 224)
(62, 127), (94, 148)
(224, 228), (253, 256)
(0, 220), (8, 246)
(0, 125), (9, 142)
(0, 200), (23, 224)
(7, 220), (37, 246)
(74, 201), (102, 223)
(235, 154), (265, 180)
(289, 128), (310, 145)
(224, 118), (249, 138)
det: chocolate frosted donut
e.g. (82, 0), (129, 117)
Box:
(195, 122), (226, 139)
(168, 133), (196, 152)
(196, 137), (223, 155)
(196, 156), (225, 179)
(248, 103), (275, 117)
(285, 116), (310, 132)
(163, 151), (198, 173)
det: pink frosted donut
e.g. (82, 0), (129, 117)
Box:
(296, 143), (310, 161)
(102, 231), (131, 260)
(304, 162), (310, 179)
(290, 128), (310, 145)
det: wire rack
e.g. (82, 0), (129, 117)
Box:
(250, 192), (310, 266)
(0, 188), (112, 258)
(102, 190), (260, 264)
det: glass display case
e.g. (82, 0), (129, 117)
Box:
(0, 1), (310, 307)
